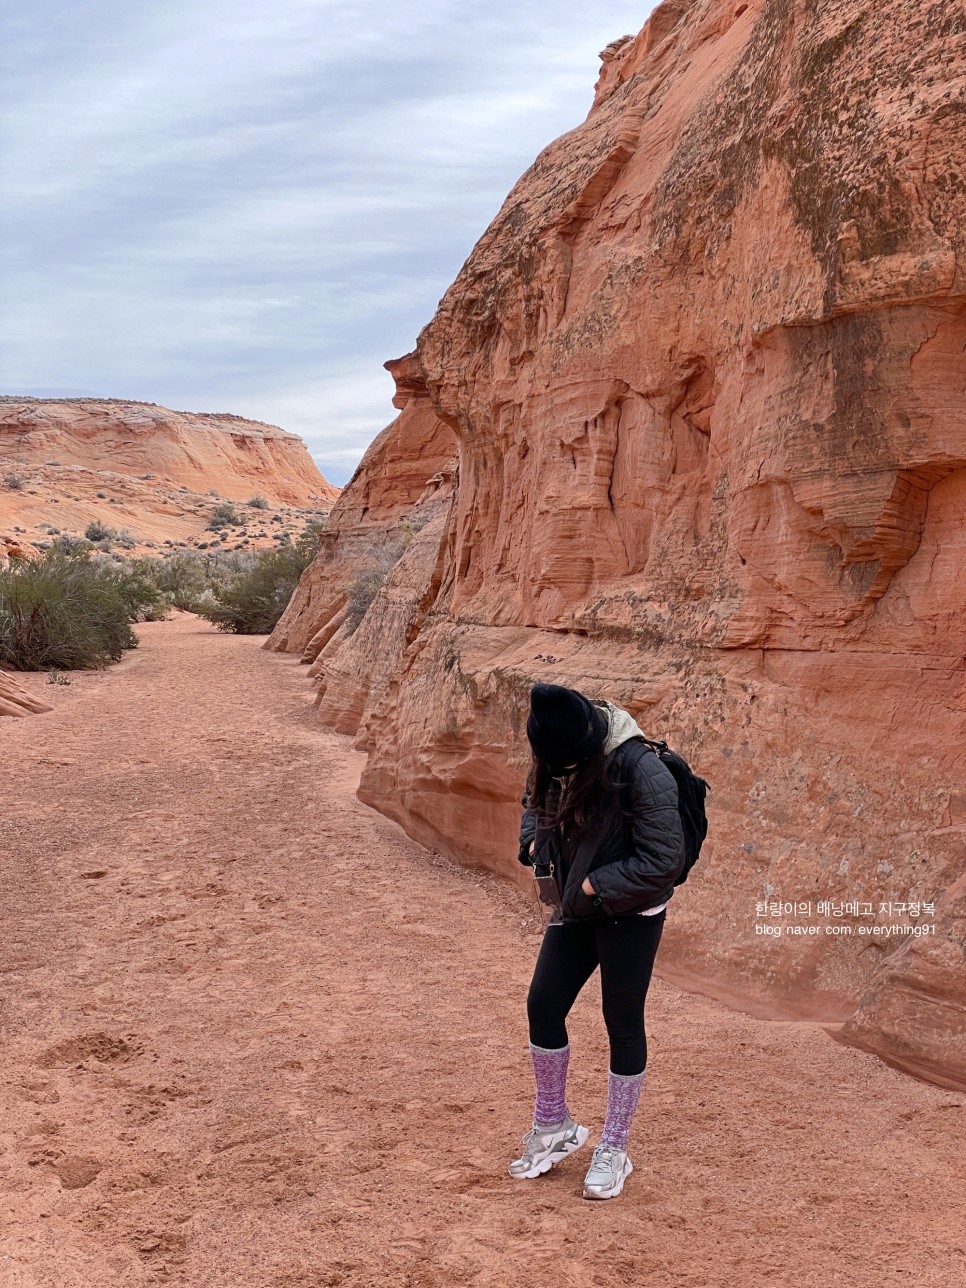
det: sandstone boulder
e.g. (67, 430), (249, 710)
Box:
(0, 671), (52, 718)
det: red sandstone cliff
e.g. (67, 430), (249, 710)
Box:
(268, 353), (457, 735)
(271, 0), (966, 1089)
(0, 398), (338, 555)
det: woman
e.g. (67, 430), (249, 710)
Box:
(510, 682), (685, 1200)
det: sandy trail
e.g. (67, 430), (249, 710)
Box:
(1, 615), (964, 1287)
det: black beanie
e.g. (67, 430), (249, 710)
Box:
(526, 683), (607, 769)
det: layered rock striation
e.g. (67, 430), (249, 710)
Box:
(271, 0), (966, 1088)
(0, 671), (52, 718)
(269, 354), (457, 733)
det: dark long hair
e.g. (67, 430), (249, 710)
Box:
(526, 745), (633, 833)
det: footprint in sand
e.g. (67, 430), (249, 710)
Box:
(35, 1032), (142, 1069)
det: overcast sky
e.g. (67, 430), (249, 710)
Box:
(1, 1), (655, 485)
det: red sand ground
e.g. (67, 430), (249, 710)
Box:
(2, 615), (964, 1287)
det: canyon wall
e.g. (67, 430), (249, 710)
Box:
(271, 0), (966, 1088)
(0, 398), (337, 554)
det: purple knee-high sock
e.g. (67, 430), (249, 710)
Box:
(599, 1068), (646, 1150)
(529, 1041), (571, 1126)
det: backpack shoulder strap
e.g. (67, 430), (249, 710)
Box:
(610, 735), (651, 770)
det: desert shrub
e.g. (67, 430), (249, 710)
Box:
(194, 549), (297, 634)
(344, 561), (394, 633)
(0, 549), (153, 669)
(207, 502), (240, 530)
(343, 530), (411, 635)
(84, 525), (137, 552)
(247, 494), (269, 509)
(401, 508), (433, 536)
(112, 558), (170, 621)
(134, 549), (245, 609)
(49, 534), (93, 556)
(140, 550), (210, 611)
(4, 472), (25, 489)
(194, 525), (322, 634)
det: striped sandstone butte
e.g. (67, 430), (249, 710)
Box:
(0, 397), (337, 557)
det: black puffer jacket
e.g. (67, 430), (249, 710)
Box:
(518, 738), (686, 921)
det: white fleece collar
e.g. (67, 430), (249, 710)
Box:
(595, 699), (646, 756)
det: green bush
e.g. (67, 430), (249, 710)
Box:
(113, 558), (171, 622)
(194, 525), (322, 634)
(133, 548), (263, 611)
(139, 550), (214, 611)
(207, 502), (240, 530)
(81, 520), (137, 551)
(49, 534), (94, 556)
(0, 549), (165, 670)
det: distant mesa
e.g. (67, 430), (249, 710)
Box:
(0, 396), (339, 558)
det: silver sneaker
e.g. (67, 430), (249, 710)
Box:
(508, 1116), (590, 1179)
(582, 1143), (633, 1199)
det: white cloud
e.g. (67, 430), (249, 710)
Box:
(1, 1), (657, 486)
(226, 367), (401, 471)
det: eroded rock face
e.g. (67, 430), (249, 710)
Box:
(267, 354), (456, 734)
(273, 0), (966, 1086)
(838, 865), (966, 1091)
(0, 398), (337, 554)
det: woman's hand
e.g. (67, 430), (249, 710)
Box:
(581, 877), (596, 896)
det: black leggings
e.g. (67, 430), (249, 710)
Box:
(526, 911), (666, 1076)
